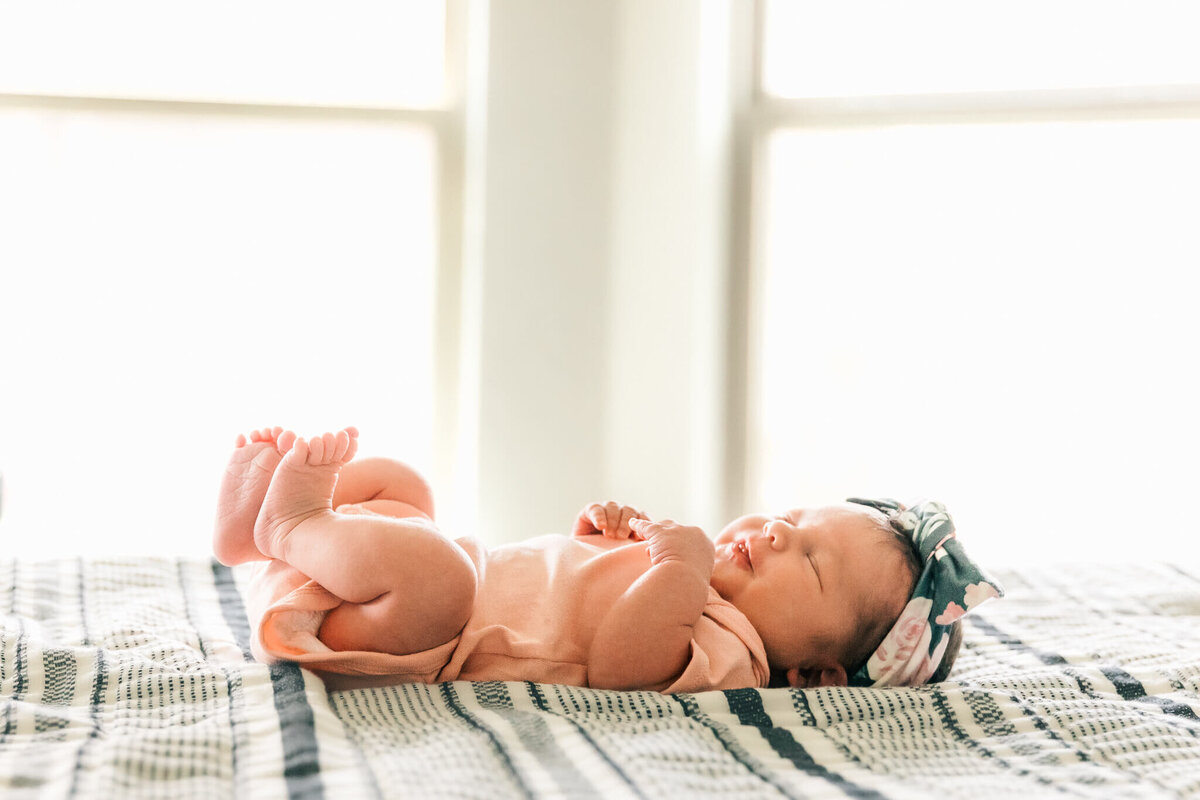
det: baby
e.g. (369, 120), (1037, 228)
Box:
(215, 427), (1002, 692)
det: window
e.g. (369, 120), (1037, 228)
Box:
(0, 2), (458, 556)
(747, 1), (1200, 564)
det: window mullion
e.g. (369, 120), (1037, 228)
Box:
(757, 84), (1200, 129)
(0, 90), (447, 126)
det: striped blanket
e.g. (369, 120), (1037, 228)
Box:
(1, 558), (1198, 798)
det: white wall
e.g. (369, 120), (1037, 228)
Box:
(468, 0), (617, 543)
(466, 0), (737, 542)
(605, 0), (740, 534)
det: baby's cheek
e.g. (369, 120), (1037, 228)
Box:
(715, 514), (769, 543)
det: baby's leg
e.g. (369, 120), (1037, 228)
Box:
(255, 432), (476, 656)
(332, 457), (436, 520)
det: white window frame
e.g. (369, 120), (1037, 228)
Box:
(0, 0), (469, 504)
(732, 0), (1200, 513)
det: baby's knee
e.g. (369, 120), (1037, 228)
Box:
(321, 541), (477, 656)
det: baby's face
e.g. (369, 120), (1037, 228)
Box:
(711, 504), (910, 685)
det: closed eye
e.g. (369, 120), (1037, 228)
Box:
(808, 554), (823, 591)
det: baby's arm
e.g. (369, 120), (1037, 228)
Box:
(587, 519), (714, 691)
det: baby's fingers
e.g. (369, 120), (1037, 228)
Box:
(575, 503), (613, 536)
(587, 503), (608, 531)
(603, 501), (621, 533)
(572, 505), (600, 537)
(629, 517), (661, 539)
(616, 506), (643, 539)
(581, 502), (647, 539)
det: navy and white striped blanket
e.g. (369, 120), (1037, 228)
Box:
(2, 558), (1198, 798)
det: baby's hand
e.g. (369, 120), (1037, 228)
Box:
(572, 502), (648, 540)
(629, 518), (715, 582)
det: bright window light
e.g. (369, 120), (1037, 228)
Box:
(756, 120), (1200, 565)
(0, 1), (445, 108)
(763, 0), (1200, 97)
(0, 106), (437, 556)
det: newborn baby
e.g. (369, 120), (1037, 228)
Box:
(215, 427), (1002, 692)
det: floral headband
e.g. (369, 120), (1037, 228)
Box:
(845, 498), (1004, 687)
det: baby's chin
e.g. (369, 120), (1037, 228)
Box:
(707, 559), (742, 598)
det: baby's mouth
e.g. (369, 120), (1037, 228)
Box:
(729, 540), (752, 571)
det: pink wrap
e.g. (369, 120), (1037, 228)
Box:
(247, 534), (770, 693)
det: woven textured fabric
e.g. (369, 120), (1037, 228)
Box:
(1, 557), (1199, 798)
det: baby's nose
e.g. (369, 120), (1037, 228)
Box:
(763, 519), (791, 549)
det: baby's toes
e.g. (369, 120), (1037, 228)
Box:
(283, 437), (310, 465)
(307, 434), (326, 464)
(331, 430), (351, 462)
(276, 429), (297, 453)
(321, 432), (338, 462)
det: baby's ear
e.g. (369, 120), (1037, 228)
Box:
(786, 663), (848, 688)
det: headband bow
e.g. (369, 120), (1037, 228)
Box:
(845, 498), (1004, 687)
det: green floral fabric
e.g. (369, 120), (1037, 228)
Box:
(846, 498), (1004, 686)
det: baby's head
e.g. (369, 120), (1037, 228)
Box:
(711, 499), (1001, 689)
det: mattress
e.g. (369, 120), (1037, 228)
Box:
(1, 557), (1198, 798)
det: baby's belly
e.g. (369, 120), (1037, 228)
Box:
(461, 535), (652, 670)
(571, 537), (654, 642)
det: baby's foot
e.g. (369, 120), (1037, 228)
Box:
(254, 428), (359, 560)
(213, 427), (297, 565)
